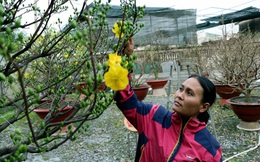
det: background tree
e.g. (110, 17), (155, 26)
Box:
(188, 31), (260, 102)
(204, 32), (260, 102)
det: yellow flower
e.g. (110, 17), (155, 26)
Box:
(40, 62), (43, 65)
(112, 21), (124, 38)
(24, 73), (29, 79)
(64, 53), (69, 58)
(104, 65), (129, 91)
(24, 73), (35, 79)
(108, 52), (122, 67)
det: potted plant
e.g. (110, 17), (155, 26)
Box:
(214, 83), (243, 105)
(138, 47), (168, 96)
(33, 99), (78, 135)
(211, 53), (244, 105)
(131, 58), (150, 101)
(205, 32), (260, 131)
(187, 42), (243, 105)
(204, 40), (244, 105)
(75, 81), (107, 93)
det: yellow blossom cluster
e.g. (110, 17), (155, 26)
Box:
(104, 52), (128, 91)
(104, 21), (129, 91)
(112, 21), (125, 38)
(24, 73), (36, 79)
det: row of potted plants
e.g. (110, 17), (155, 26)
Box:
(131, 31), (260, 131)
(193, 32), (260, 131)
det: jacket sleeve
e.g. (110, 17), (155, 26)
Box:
(195, 128), (223, 162)
(213, 147), (222, 162)
(114, 74), (167, 134)
(114, 83), (155, 134)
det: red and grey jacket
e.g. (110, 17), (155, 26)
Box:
(115, 85), (222, 162)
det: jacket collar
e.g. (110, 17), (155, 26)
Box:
(172, 111), (206, 132)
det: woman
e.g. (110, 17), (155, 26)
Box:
(114, 75), (222, 161)
(113, 39), (222, 162)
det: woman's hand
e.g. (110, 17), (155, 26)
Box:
(124, 38), (134, 57)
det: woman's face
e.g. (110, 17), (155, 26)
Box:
(173, 78), (208, 117)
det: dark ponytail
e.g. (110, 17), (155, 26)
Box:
(188, 75), (216, 124)
(197, 111), (210, 124)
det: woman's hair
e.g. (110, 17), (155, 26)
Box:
(188, 75), (216, 124)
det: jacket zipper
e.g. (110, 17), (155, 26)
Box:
(167, 117), (191, 162)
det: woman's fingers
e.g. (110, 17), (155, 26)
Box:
(124, 38), (134, 56)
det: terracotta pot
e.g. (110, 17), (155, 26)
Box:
(38, 98), (52, 104)
(75, 81), (106, 94)
(227, 96), (260, 131)
(146, 78), (168, 96)
(33, 101), (75, 123)
(98, 81), (107, 91)
(146, 78), (168, 89)
(133, 85), (149, 101)
(124, 117), (137, 132)
(34, 101), (77, 135)
(214, 83), (242, 105)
